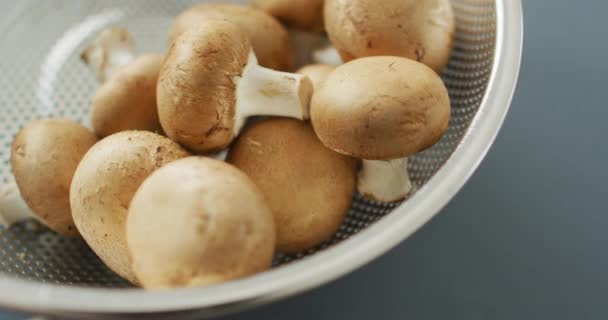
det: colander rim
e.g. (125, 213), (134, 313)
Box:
(0, 0), (523, 316)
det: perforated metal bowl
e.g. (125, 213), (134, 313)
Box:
(0, 0), (522, 319)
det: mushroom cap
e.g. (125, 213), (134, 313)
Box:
(158, 20), (251, 153)
(227, 118), (356, 253)
(127, 157), (276, 289)
(70, 131), (189, 283)
(311, 56), (451, 160)
(251, 0), (325, 33)
(296, 64), (335, 90)
(324, 0), (455, 74)
(91, 54), (164, 138)
(169, 3), (293, 71)
(10, 118), (98, 236)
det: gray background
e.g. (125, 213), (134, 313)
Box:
(3, 0), (608, 319)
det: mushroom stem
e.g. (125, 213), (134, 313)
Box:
(209, 149), (229, 162)
(358, 158), (412, 202)
(0, 180), (40, 228)
(288, 29), (331, 68)
(287, 29), (342, 67)
(313, 45), (343, 66)
(233, 51), (313, 134)
(81, 28), (136, 83)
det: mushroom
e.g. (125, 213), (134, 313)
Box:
(324, 0), (455, 74)
(168, 3), (293, 71)
(81, 28), (136, 83)
(82, 28), (164, 138)
(311, 57), (451, 202)
(250, 0), (340, 68)
(312, 45), (343, 66)
(127, 157), (276, 289)
(251, 0), (325, 33)
(70, 131), (189, 283)
(89, 54), (165, 138)
(157, 20), (313, 154)
(227, 118), (356, 253)
(296, 64), (335, 90)
(287, 29), (336, 69)
(0, 178), (40, 228)
(3, 119), (98, 236)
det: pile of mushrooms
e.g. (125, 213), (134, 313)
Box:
(0, 0), (455, 289)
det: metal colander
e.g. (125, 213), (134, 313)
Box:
(0, 0), (522, 318)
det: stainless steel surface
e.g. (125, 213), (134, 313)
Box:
(0, 0), (522, 318)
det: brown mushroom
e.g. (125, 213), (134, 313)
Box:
(251, 0), (325, 33)
(127, 157), (276, 289)
(324, 0), (455, 74)
(227, 118), (356, 253)
(70, 131), (189, 283)
(168, 3), (293, 71)
(311, 57), (451, 202)
(82, 28), (164, 138)
(89, 54), (164, 138)
(157, 20), (313, 154)
(250, 0), (342, 69)
(5, 119), (98, 236)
